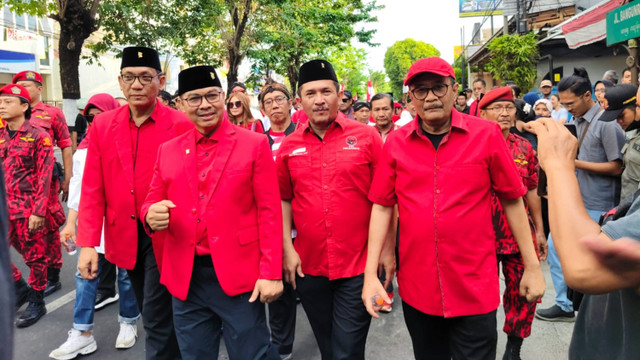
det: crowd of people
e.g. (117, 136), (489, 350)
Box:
(0, 45), (639, 360)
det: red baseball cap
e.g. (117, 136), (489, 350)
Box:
(404, 57), (456, 86)
(12, 70), (43, 84)
(0, 84), (32, 103)
(478, 86), (514, 110)
(394, 102), (402, 108)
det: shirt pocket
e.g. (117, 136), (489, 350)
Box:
(337, 150), (371, 190)
(287, 155), (312, 193)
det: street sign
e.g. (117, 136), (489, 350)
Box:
(459, 0), (503, 18)
(606, 1), (640, 46)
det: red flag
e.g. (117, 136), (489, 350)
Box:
(353, 92), (358, 101)
(366, 80), (374, 101)
(340, 82), (345, 92)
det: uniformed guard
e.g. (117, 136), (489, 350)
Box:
(143, 65), (283, 360)
(0, 84), (54, 328)
(276, 60), (386, 360)
(76, 46), (193, 360)
(13, 70), (71, 297)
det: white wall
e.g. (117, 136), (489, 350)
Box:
(537, 55), (628, 85)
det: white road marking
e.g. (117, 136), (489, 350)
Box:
(46, 290), (76, 313)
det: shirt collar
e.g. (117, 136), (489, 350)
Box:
(300, 111), (347, 135)
(194, 113), (232, 143)
(406, 108), (468, 139)
(579, 103), (601, 123)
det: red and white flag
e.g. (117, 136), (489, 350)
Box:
(353, 92), (358, 101)
(366, 80), (374, 101)
(340, 82), (345, 92)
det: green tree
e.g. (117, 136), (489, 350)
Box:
(327, 45), (368, 97)
(384, 38), (440, 98)
(3, 0), (100, 120)
(484, 32), (539, 92)
(369, 70), (389, 94)
(249, 0), (379, 94)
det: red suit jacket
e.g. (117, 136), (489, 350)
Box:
(76, 102), (193, 270)
(141, 119), (283, 300)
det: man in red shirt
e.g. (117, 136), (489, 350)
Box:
(0, 84), (54, 327)
(260, 82), (298, 359)
(143, 65), (282, 360)
(479, 87), (548, 360)
(276, 60), (386, 359)
(363, 57), (545, 360)
(13, 70), (71, 297)
(76, 46), (192, 360)
(468, 78), (487, 117)
(372, 93), (400, 143)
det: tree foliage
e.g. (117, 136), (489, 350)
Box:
(384, 38), (440, 99)
(249, 0), (379, 94)
(484, 32), (539, 92)
(327, 45), (368, 96)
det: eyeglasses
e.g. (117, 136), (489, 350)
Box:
(485, 105), (516, 114)
(184, 92), (222, 107)
(227, 100), (242, 108)
(341, 98), (351, 103)
(410, 83), (450, 100)
(263, 95), (288, 108)
(120, 73), (163, 85)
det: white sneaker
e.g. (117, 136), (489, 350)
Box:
(49, 329), (97, 360)
(115, 322), (137, 349)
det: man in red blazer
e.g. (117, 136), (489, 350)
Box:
(76, 46), (192, 360)
(142, 65), (283, 360)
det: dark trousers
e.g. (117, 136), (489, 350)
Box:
(97, 253), (116, 295)
(268, 279), (296, 355)
(128, 223), (180, 360)
(402, 301), (497, 360)
(296, 274), (371, 360)
(172, 256), (278, 360)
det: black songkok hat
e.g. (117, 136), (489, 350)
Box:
(298, 60), (338, 89)
(121, 46), (162, 72)
(353, 101), (371, 112)
(178, 65), (222, 95)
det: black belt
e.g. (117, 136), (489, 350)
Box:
(194, 255), (213, 268)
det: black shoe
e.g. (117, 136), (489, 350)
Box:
(14, 278), (31, 311)
(535, 304), (575, 322)
(503, 336), (523, 360)
(44, 281), (62, 297)
(95, 291), (119, 311)
(44, 268), (62, 297)
(16, 290), (46, 328)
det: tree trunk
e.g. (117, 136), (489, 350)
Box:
(226, 48), (240, 94)
(51, 0), (98, 125)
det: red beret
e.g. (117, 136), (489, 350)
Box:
(12, 70), (43, 84)
(394, 102), (402, 108)
(0, 84), (31, 103)
(404, 57), (455, 86)
(478, 86), (514, 110)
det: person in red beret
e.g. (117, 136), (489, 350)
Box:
(364, 57), (545, 360)
(12, 70), (72, 298)
(479, 86), (548, 360)
(0, 84), (54, 328)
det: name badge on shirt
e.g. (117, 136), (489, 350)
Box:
(289, 147), (308, 156)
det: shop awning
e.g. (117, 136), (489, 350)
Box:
(560, 0), (622, 49)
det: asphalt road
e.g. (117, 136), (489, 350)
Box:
(11, 149), (574, 359)
(11, 248), (574, 360)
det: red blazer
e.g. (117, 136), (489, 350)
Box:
(76, 102), (193, 270)
(141, 119), (283, 300)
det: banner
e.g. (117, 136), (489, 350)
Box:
(0, 50), (37, 74)
(459, 0), (503, 18)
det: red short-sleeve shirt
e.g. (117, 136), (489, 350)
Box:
(368, 110), (527, 317)
(276, 113), (383, 279)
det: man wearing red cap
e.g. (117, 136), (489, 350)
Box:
(363, 57), (545, 360)
(0, 84), (54, 328)
(75, 46), (193, 360)
(479, 86), (547, 360)
(13, 70), (71, 297)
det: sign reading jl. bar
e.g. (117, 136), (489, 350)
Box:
(606, 1), (640, 46)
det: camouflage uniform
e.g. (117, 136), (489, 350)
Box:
(0, 120), (54, 291)
(491, 133), (539, 339)
(31, 102), (70, 270)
